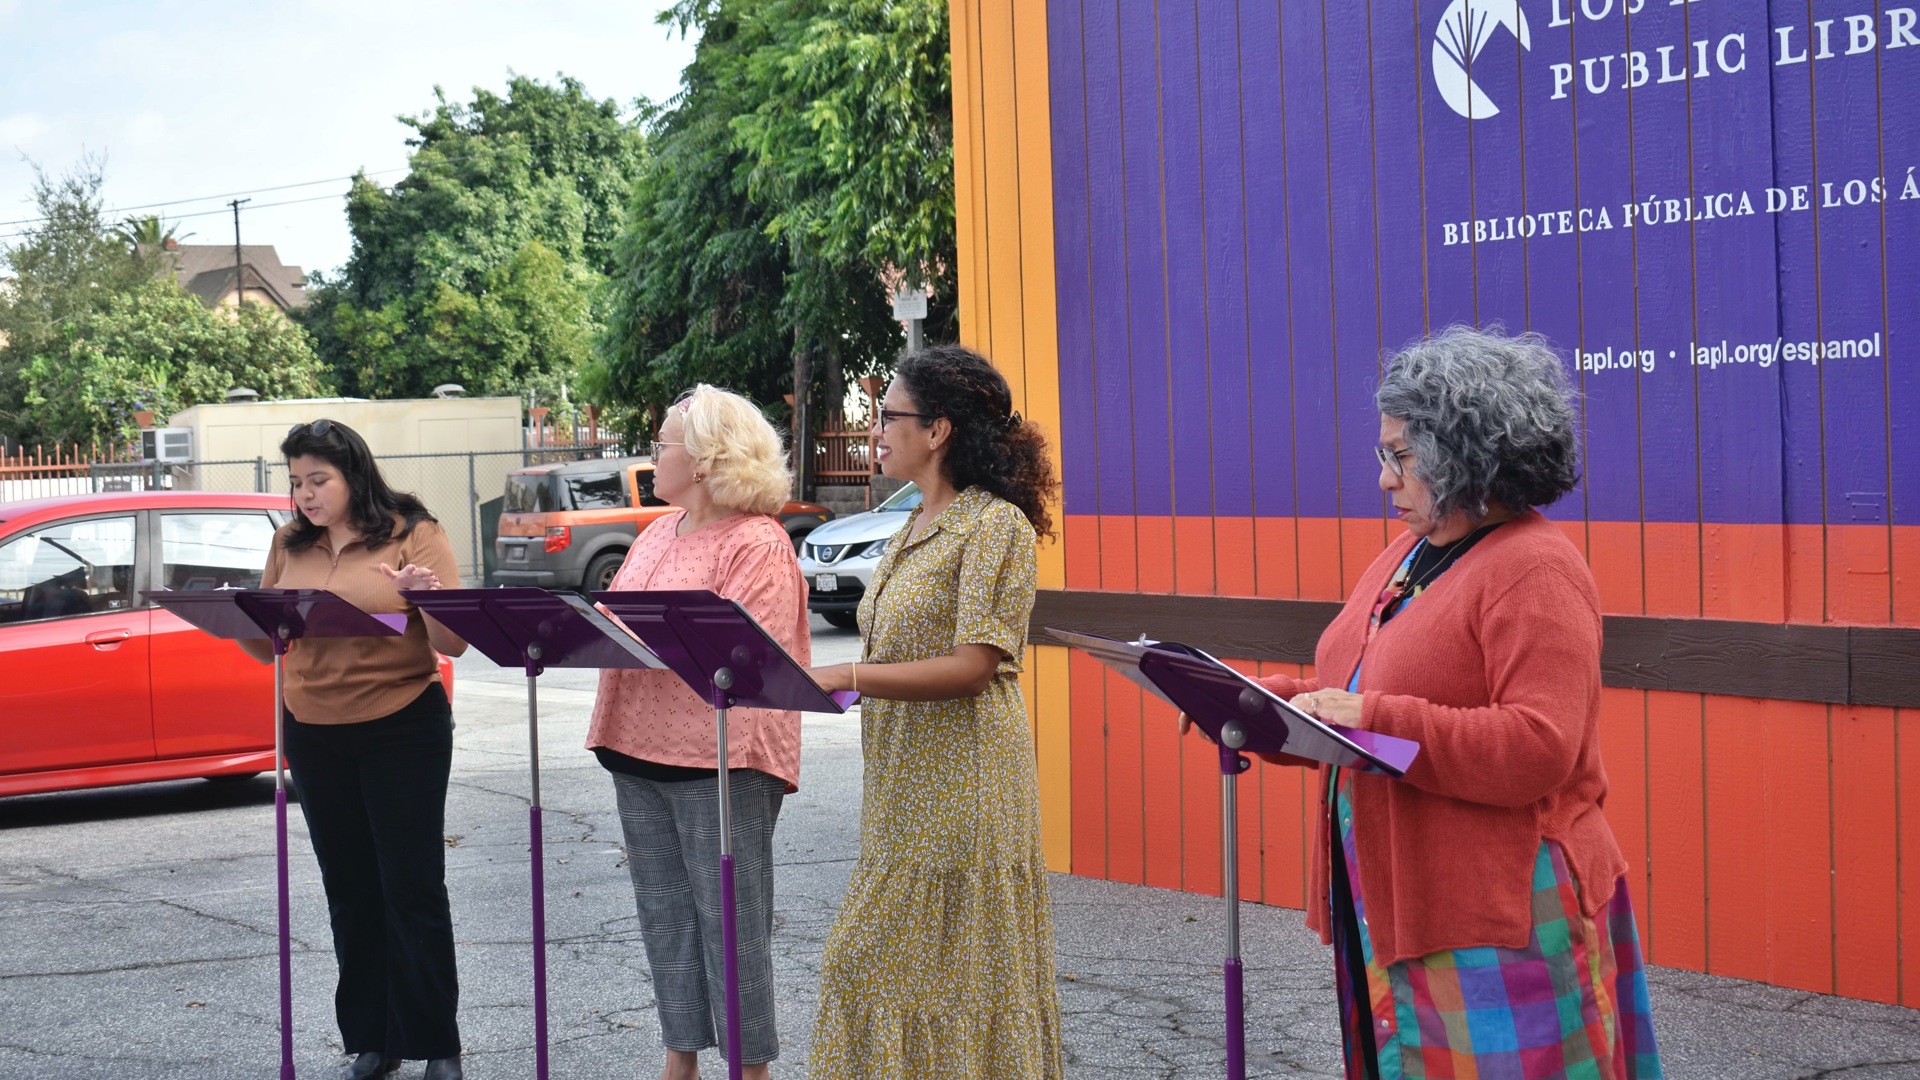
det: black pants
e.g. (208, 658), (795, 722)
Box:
(284, 684), (460, 1060)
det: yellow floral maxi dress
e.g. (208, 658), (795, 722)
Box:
(809, 486), (1065, 1079)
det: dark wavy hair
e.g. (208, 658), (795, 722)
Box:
(279, 419), (435, 553)
(894, 344), (1059, 540)
(1375, 325), (1582, 522)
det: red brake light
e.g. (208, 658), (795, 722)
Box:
(544, 526), (571, 553)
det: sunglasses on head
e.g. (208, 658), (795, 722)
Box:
(288, 419), (334, 438)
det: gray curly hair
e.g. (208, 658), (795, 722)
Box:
(1375, 325), (1581, 523)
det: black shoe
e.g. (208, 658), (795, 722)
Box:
(423, 1057), (463, 1080)
(340, 1052), (400, 1080)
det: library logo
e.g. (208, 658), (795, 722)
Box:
(1433, 0), (1532, 119)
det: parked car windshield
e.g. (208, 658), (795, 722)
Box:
(875, 483), (922, 512)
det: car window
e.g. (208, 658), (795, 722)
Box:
(633, 467), (668, 508)
(161, 513), (277, 591)
(876, 483), (923, 511)
(0, 515), (138, 625)
(562, 471), (626, 510)
(504, 473), (556, 513)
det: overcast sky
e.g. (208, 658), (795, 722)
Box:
(0, 1), (696, 278)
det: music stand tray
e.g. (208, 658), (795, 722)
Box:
(1048, 627), (1420, 1080)
(400, 587), (665, 1080)
(145, 588), (404, 1080)
(595, 588), (855, 1080)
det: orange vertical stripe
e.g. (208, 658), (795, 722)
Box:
(1894, 526), (1920, 625)
(1216, 517), (1256, 597)
(1900, 708), (1920, 1006)
(1338, 517), (1389, 596)
(1828, 522), (1893, 625)
(1254, 517), (1300, 599)
(1136, 517), (1175, 594)
(1786, 523), (1825, 625)
(1650, 690), (1707, 971)
(1174, 516), (1216, 596)
(1104, 668), (1145, 885)
(1069, 651), (1109, 878)
(1100, 515), (1139, 591)
(1587, 521), (1645, 615)
(947, 0), (983, 345)
(1141, 691), (1185, 891)
(1762, 698), (1833, 994)
(1701, 522), (1787, 623)
(1064, 514), (1101, 589)
(1297, 518), (1343, 602)
(1704, 693), (1768, 981)
(1597, 687), (1650, 952)
(1833, 704), (1899, 1004)
(1180, 701), (1223, 896)
(1642, 521), (1701, 618)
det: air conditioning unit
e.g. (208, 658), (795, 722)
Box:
(141, 427), (193, 463)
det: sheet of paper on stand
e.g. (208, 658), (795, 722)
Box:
(1045, 627), (1419, 777)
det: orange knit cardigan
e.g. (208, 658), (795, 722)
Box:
(1256, 509), (1627, 968)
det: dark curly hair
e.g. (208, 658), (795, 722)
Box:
(894, 344), (1059, 540)
(1375, 325), (1582, 522)
(279, 419), (435, 553)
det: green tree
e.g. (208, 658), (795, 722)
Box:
(21, 279), (331, 447)
(589, 0), (933, 441)
(0, 157), (163, 438)
(302, 74), (646, 405)
(113, 214), (193, 250)
(732, 0), (957, 340)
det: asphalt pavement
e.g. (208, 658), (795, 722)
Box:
(5, 617), (1920, 1078)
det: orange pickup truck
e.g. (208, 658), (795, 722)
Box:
(493, 456), (833, 595)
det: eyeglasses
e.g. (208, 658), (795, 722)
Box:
(649, 440), (683, 459)
(877, 409), (932, 431)
(1375, 444), (1413, 477)
(288, 419), (334, 438)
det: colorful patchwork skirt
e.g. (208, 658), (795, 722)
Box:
(1331, 775), (1664, 1079)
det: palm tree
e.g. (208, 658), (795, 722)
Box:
(114, 215), (192, 250)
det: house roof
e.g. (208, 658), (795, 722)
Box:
(145, 244), (308, 311)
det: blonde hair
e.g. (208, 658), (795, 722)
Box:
(675, 384), (793, 515)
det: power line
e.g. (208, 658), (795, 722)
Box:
(0, 191), (353, 245)
(0, 127), (638, 231)
(0, 171), (395, 228)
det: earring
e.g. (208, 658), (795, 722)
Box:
(695, 474), (706, 484)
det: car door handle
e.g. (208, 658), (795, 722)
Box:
(86, 629), (132, 648)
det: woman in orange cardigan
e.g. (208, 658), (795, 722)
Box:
(1198, 327), (1664, 1080)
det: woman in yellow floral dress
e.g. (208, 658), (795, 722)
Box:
(807, 344), (1064, 1079)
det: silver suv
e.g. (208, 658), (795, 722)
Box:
(797, 483), (920, 629)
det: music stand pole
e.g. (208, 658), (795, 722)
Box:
(526, 643), (551, 1080)
(274, 625), (296, 1080)
(710, 668), (743, 1080)
(1218, 722), (1252, 1080)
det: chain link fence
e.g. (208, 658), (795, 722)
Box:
(83, 444), (624, 586)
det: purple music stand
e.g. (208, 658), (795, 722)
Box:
(595, 589), (857, 1080)
(144, 589), (405, 1080)
(1049, 628), (1419, 1080)
(399, 587), (665, 1080)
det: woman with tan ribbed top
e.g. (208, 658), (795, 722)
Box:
(238, 419), (469, 1080)
(1188, 328), (1665, 1080)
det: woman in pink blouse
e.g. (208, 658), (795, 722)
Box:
(585, 385), (808, 1080)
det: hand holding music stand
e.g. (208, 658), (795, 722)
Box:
(1049, 628), (1419, 1080)
(595, 589), (857, 1080)
(144, 588), (405, 1080)
(399, 587), (665, 1080)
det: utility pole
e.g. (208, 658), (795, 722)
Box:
(229, 198), (251, 308)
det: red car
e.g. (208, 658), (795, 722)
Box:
(0, 490), (454, 798)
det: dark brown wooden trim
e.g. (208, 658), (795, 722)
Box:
(1029, 590), (1920, 708)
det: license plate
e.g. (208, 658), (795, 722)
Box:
(507, 544), (527, 562)
(815, 573), (839, 592)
